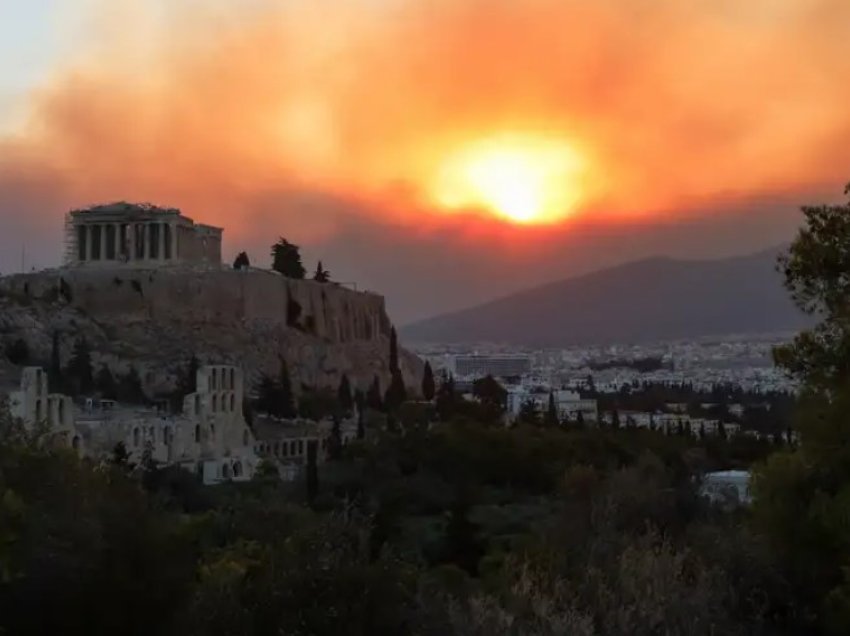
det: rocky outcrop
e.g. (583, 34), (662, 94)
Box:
(0, 268), (422, 397)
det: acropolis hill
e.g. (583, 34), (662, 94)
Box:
(0, 202), (421, 395)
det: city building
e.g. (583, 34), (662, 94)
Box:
(453, 354), (531, 378)
(506, 387), (598, 422)
(64, 202), (222, 267)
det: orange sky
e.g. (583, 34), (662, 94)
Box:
(1, 0), (849, 319)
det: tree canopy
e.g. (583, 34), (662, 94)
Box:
(271, 238), (306, 279)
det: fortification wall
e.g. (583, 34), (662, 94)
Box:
(0, 268), (391, 344)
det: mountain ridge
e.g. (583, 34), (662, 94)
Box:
(401, 246), (810, 347)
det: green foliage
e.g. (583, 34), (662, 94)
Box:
(232, 251), (250, 269)
(367, 375), (383, 411)
(298, 386), (340, 421)
(422, 361), (436, 401)
(472, 375), (507, 410)
(313, 260), (330, 282)
(384, 369), (407, 412)
(117, 365), (147, 404)
(65, 337), (94, 395)
(254, 359), (296, 419)
(3, 338), (29, 365)
(271, 237), (306, 279)
(337, 373), (353, 413)
(96, 364), (117, 399)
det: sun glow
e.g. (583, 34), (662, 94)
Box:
(431, 134), (589, 224)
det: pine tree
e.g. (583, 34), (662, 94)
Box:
(337, 374), (353, 413)
(421, 361), (436, 401)
(270, 238), (306, 279)
(545, 391), (558, 427)
(306, 439), (319, 503)
(313, 261), (330, 282)
(233, 251), (250, 270)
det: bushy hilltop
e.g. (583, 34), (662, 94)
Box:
(0, 267), (422, 397)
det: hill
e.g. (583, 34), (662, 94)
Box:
(401, 248), (811, 346)
(0, 267), (422, 396)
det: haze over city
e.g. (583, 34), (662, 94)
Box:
(2, 0), (850, 321)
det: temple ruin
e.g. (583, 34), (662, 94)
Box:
(64, 202), (222, 267)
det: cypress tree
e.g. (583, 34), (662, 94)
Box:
(96, 364), (117, 400)
(356, 406), (365, 440)
(545, 391), (558, 427)
(422, 361), (436, 401)
(278, 358), (296, 419)
(328, 417), (342, 460)
(337, 373), (353, 413)
(67, 337), (94, 396)
(49, 330), (62, 389)
(385, 369), (407, 412)
(367, 375), (383, 411)
(389, 326), (399, 373)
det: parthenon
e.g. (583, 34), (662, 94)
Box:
(64, 202), (222, 267)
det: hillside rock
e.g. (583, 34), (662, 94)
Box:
(0, 267), (422, 397)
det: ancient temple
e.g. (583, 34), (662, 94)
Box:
(63, 202), (222, 267)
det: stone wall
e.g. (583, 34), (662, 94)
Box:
(0, 267), (419, 396)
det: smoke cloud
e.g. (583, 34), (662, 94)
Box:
(1, 0), (848, 319)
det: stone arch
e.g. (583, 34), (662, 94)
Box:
(233, 461), (242, 477)
(71, 435), (81, 451)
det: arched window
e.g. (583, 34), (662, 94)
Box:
(297, 440), (304, 454)
(212, 394), (218, 412)
(210, 424), (215, 441)
(230, 394), (235, 412)
(230, 368), (235, 389)
(233, 461), (242, 477)
(133, 427), (140, 447)
(290, 441), (296, 455)
(194, 424), (201, 443)
(72, 435), (81, 451)
(242, 429), (249, 446)
(34, 399), (42, 423)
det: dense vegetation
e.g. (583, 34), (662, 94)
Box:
(3, 185), (850, 634)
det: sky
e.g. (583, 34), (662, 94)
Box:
(1, 0), (849, 323)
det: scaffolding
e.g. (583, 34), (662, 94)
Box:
(63, 212), (77, 266)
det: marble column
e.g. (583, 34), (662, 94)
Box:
(85, 225), (93, 262)
(171, 223), (178, 261)
(113, 223), (121, 260)
(128, 224), (136, 261)
(157, 222), (166, 261)
(145, 223), (153, 260)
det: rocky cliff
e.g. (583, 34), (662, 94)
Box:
(0, 267), (422, 397)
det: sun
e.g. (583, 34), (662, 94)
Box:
(430, 133), (588, 224)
